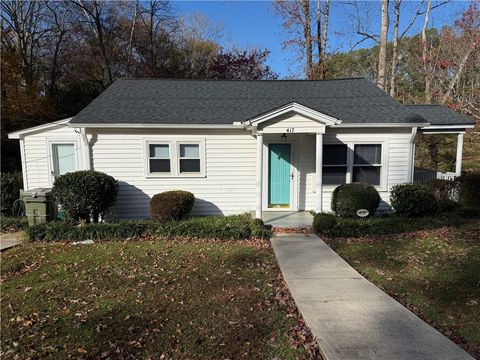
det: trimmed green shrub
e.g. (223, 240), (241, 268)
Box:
(53, 170), (118, 223)
(437, 199), (460, 214)
(390, 183), (437, 217)
(250, 218), (271, 239)
(426, 179), (457, 202)
(24, 214), (271, 242)
(1, 172), (23, 216)
(457, 171), (480, 210)
(319, 214), (464, 238)
(150, 191), (195, 222)
(456, 205), (480, 219)
(331, 183), (380, 218)
(0, 216), (28, 232)
(313, 213), (337, 234)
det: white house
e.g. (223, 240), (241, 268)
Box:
(8, 78), (475, 220)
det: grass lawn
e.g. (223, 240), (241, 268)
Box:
(325, 220), (480, 358)
(1, 239), (312, 359)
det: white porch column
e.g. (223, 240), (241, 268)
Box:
(255, 133), (263, 219)
(315, 132), (323, 213)
(455, 132), (464, 177)
(79, 128), (91, 170)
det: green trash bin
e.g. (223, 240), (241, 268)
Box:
(21, 188), (56, 226)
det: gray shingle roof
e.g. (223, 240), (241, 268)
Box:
(69, 78), (438, 125)
(405, 105), (475, 126)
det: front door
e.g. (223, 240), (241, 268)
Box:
(268, 143), (291, 208)
(51, 143), (77, 183)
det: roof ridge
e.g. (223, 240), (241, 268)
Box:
(405, 104), (442, 106)
(117, 77), (367, 82)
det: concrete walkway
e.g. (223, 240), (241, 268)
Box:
(271, 233), (474, 360)
(0, 232), (22, 251)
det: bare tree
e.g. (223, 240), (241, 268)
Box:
(135, 0), (176, 76)
(440, 2), (479, 104)
(71, 0), (114, 86)
(377, 0), (389, 90)
(315, 0), (330, 78)
(44, 0), (72, 97)
(274, 0), (331, 78)
(389, 0), (426, 96)
(1, 1), (48, 88)
(421, 0), (433, 103)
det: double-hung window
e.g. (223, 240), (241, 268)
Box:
(179, 143), (201, 173)
(352, 144), (382, 186)
(322, 145), (348, 185)
(145, 139), (204, 176)
(321, 143), (383, 187)
(148, 143), (171, 174)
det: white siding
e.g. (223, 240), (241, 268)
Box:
(260, 113), (325, 133)
(19, 125), (412, 219)
(22, 125), (82, 190)
(305, 128), (411, 212)
(89, 129), (257, 218)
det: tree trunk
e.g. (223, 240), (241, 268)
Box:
(92, 1), (113, 85)
(320, 0), (330, 78)
(301, 0), (313, 78)
(389, 0), (401, 97)
(377, 0), (389, 90)
(422, 0), (432, 103)
(316, 0), (321, 59)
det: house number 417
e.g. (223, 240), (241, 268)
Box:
(286, 128), (294, 133)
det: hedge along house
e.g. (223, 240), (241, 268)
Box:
(8, 78), (475, 220)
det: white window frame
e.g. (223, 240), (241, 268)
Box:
(46, 139), (81, 187)
(143, 138), (206, 178)
(177, 141), (204, 176)
(146, 141), (172, 176)
(321, 140), (388, 191)
(351, 144), (383, 186)
(322, 144), (348, 186)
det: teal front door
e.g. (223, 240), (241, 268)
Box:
(268, 144), (291, 208)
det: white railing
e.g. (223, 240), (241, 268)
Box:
(414, 167), (457, 184)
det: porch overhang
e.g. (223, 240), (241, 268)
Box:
(243, 102), (341, 133)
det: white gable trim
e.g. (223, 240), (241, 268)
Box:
(245, 102), (341, 127)
(8, 118), (73, 139)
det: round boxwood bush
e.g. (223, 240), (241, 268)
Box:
(331, 183), (380, 219)
(150, 190), (195, 222)
(53, 170), (118, 223)
(390, 183), (437, 217)
(313, 213), (337, 234)
(457, 171), (480, 211)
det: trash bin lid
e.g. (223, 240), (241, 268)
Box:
(21, 188), (53, 198)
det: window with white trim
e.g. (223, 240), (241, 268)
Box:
(322, 144), (347, 185)
(145, 139), (205, 177)
(179, 143), (201, 173)
(148, 143), (171, 174)
(353, 144), (382, 185)
(322, 143), (383, 186)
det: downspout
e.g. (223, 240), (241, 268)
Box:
(19, 137), (28, 190)
(80, 128), (91, 170)
(408, 127), (418, 182)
